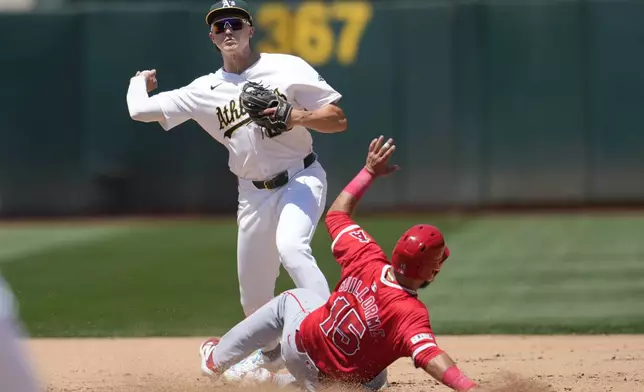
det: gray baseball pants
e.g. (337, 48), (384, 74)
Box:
(212, 288), (388, 392)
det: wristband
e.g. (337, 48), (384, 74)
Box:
(343, 167), (374, 200)
(441, 366), (477, 391)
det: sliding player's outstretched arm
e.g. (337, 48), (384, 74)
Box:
(324, 136), (400, 268)
(399, 309), (482, 392)
(327, 135), (400, 215)
(423, 352), (483, 392)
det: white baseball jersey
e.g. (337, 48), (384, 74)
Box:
(126, 53), (342, 181)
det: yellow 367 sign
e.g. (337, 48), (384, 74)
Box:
(255, 1), (373, 66)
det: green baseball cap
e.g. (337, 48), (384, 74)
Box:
(205, 0), (254, 26)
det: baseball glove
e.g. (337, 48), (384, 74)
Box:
(240, 81), (293, 138)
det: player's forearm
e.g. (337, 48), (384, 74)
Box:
(291, 104), (347, 133)
(126, 76), (165, 123)
(327, 167), (375, 215)
(424, 353), (478, 391)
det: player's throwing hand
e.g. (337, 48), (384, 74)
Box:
(365, 135), (401, 178)
(134, 69), (158, 93)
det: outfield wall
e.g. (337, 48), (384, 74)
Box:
(1, 0), (644, 216)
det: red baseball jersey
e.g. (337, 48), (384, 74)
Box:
(299, 211), (444, 383)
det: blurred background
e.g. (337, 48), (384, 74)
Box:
(0, 0), (643, 338)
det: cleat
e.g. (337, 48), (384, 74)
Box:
(221, 348), (284, 382)
(222, 349), (263, 381)
(199, 338), (221, 377)
(238, 368), (276, 386)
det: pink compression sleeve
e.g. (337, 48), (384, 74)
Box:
(343, 167), (375, 200)
(441, 366), (477, 391)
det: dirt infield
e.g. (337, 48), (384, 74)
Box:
(27, 335), (643, 392)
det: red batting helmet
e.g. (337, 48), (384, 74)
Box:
(391, 224), (450, 281)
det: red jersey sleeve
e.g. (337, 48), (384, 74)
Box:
(325, 211), (388, 268)
(397, 307), (444, 369)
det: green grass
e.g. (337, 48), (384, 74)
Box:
(1, 213), (644, 337)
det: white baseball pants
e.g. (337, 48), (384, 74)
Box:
(235, 159), (331, 318)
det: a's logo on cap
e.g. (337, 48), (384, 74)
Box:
(222, 0), (235, 6)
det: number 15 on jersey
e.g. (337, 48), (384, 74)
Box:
(319, 295), (367, 356)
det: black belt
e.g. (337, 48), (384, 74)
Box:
(253, 152), (317, 190)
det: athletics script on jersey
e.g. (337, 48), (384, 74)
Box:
(337, 277), (385, 338)
(215, 86), (289, 139)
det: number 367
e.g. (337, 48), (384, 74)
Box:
(255, 1), (373, 66)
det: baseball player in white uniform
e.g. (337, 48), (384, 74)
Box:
(0, 275), (41, 392)
(126, 0), (345, 370)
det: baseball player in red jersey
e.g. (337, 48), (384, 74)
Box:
(199, 136), (483, 392)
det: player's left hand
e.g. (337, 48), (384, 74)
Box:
(260, 107), (299, 129)
(365, 135), (401, 177)
(260, 107), (282, 120)
(239, 81), (293, 137)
